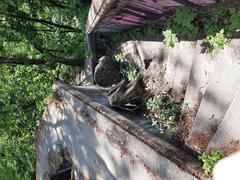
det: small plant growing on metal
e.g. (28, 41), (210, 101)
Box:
(146, 91), (183, 137)
(204, 29), (228, 57)
(163, 30), (179, 48)
(199, 150), (224, 175)
(121, 67), (140, 82)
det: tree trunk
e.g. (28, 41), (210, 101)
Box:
(0, 56), (85, 66)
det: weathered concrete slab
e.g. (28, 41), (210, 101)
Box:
(186, 40), (240, 153)
(36, 82), (206, 180)
(172, 41), (195, 97)
(206, 89), (240, 153)
(183, 41), (215, 111)
(163, 45), (179, 89)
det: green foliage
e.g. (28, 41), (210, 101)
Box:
(121, 67), (140, 82)
(203, 8), (240, 36)
(146, 91), (183, 137)
(204, 29), (228, 57)
(114, 52), (125, 63)
(0, 0), (90, 63)
(0, 0), (90, 179)
(166, 8), (198, 38)
(228, 8), (240, 32)
(110, 26), (160, 45)
(165, 7), (240, 44)
(162, 30), (179, 47)
(199, 150), (224, 175)
(0, 64), (80, 179)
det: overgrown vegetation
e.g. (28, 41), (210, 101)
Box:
(114, 52), (140, 82)
(204, 29), (228, 57)
(109, 7), (240, 57)
(146, 91), (183, 138)
(166, 7), (198, 38)
(0, 0), (90, 179)
(163, 7), (240, 55)
(199, 150), (224, 175)
(121, 66), (140, 82)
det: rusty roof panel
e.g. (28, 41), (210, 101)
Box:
(86, 0), (217, 33)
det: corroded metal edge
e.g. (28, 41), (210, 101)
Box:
(52, 81), (209, 180)
(86, 0), (117, 34)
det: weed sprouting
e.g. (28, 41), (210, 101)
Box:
(114, 52), (125, 63)
(121, 67), (140, 82)
(199, 150), (224, 175)
(163, 30), (179, 48)
(204, 29), (228, 57)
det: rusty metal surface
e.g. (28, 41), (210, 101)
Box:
(87, 0), (217, 33)
(45, 82), (209, 179)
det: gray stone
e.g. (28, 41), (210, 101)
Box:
(94, 56), (121, 87)
(108, 79), (146, 109)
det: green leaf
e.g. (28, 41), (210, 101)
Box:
(163, 30), (179, 48)
(175, 8), (197, 29)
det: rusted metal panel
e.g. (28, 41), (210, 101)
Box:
(86, 0), (217, 33)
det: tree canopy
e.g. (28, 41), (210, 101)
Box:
(0, 0), (90, 179)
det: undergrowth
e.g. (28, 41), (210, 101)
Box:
(146, 90), (183, 138)
(114, 52), (125, 63)
(163, 7), (240, 55)
(199, 150), (224, 175)
(121, 67), (140, 82)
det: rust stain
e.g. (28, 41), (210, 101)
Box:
(185, 131), (213, 154)
(225, 140), (240, 156)
(177, 91), (203, 142)
(139, 159), (159, 178)
(208, 140), (240, 156)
